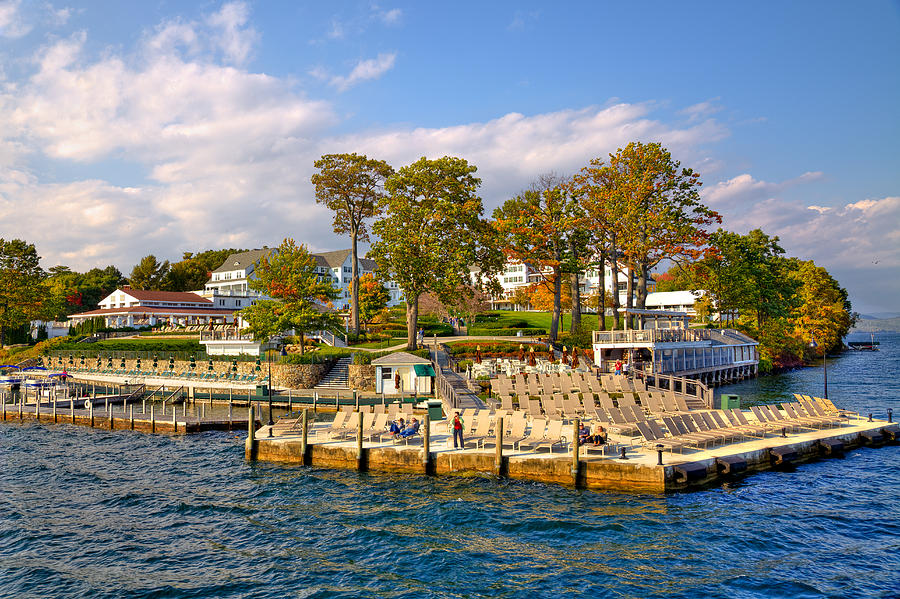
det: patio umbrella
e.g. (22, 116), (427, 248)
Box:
(208, 359), (214, 371)
(518, 344), (526, 362)
(475, 345), (483, 365)
(119, 357), (126, 369)
(570, 347), (579, 369)
(96, 355), (102, 367)
(231, 359), (238, 373)
(255, 357), (262, 372)
(79, 355), (85, 366)
(189, 355), (196, 370)
(153, 355), (159, 369)
(561, 346), (569, 366)
(68, 355), (74, 365)
(107, 356), (113, 369)
(136, 358), (142, 370)
(528, 346), (536, 367)
(168, 356), (175, 370)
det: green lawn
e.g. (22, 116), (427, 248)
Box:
(472, 311), (613, 331)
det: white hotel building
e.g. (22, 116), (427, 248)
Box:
(490, 260), (652, 312)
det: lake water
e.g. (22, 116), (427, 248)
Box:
(1, 334), (898, 598)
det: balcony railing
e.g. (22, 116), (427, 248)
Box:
(592, 328), (712, 344)
(200, 330), (256, 342)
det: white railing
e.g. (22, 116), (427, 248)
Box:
(200, 330), (255, 342)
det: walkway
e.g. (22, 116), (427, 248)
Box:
(431, 345), (485, 411)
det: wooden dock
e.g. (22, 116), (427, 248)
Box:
(246, 411), (899, 492)
(1, 397), (256, 434)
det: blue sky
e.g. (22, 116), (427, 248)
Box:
(0, 1), (898, 313)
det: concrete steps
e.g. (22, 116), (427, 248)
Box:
(315, 357), (351, 390)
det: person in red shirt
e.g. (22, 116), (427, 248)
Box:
(452, 411), (464, 449)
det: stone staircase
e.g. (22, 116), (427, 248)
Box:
(315, 357), (351, 390)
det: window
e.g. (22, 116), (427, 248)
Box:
(343, 266), (351, 273)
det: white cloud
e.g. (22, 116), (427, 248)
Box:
(205, 1), (258, 65)
(329, 52), (396, 91)
(680, 99), (722, 122)
(380, 8), (402, 25)
(0, 0), (30, 38)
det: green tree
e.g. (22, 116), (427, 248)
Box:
(162, 259), (210, 292)
(129, 255), (169, 290)
(238, 238), (340, 354)
(371, 156), (502, 349)
(788, 258), (854, 354)
(0, 239), (46, 346)
(312, 153), (394, 337)
(493, 174), (583, 342)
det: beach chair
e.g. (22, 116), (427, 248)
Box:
(711, 410), (764, 438)
(782, 403), (831, 428)
(526, 398), (542, 417)
(514, 418), (546, 450)
(524, 419), (568, 454)
(695, 412), (743, 442)
(749, 405), (798, 433)
(500, 416), (529, 449)
(635, 420), (689, 453)
(799, 398), (845, 425)
(310, 410), (347, 440)
(364, 413), (390, 441)
(660, 393), (679, 413)
(725, 409), (768, 437)
(464, 413), (495, 449)
(662, 416), (717, 448)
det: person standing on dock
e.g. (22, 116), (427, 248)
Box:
(452, 411), (464, 449)
(614, 359), (623, 376)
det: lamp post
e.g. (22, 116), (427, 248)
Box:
(809, 337), (828, 399)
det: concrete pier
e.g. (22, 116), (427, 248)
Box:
(245, 413), (898, 492)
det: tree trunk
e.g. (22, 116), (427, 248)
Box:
(350, 230), (360, 338)
(637, 260), (648, 310)
(550, 268), (562, 342)
(406, 294), (419, 350)
(597, 250), (607, 331)
(626, 266), (634, 330)
(570, 272), (581, 332)
(609, 240), (621, 330)
(299, 332), (305, 356)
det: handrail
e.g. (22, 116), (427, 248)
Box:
(644, 372), (714, 409)
(163, 386), (184, 404)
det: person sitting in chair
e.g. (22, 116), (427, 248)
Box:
(400, 418), (420, 438)
(388, 417), (405, 438)
(579, 422), (592, 445)
(589, 422), (607, 446)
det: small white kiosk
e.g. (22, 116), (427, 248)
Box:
(372, 352), (435, 394)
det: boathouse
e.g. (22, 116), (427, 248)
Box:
(592, 309), (759, 385)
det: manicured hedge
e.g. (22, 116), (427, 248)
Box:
(467, 327), (546, 337)
(353, 348), (431, 365)
(51, 338), (204, 353)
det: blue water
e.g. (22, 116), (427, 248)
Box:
(1, 335), (898, 598)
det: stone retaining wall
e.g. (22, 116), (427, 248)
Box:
(348, 364), (376, 391)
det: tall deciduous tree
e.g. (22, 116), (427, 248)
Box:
(493, 174), (583, 342)
(238, 238), (340, 354)
(128, 255), (169, 290)
(312, 153), (394, 338)
(0, 239), (46, 346)
(371, 156), (501, 350)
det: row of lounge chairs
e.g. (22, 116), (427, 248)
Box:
(499, 389), (693, 422)
(634, 399), (849, 453)
(64, 365), (266, 384)
(493, 372), (646, 399)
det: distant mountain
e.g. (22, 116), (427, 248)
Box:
(852, 317), (900, 333)
(859, 312), (900, 320)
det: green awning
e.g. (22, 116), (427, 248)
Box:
(413, 364), (435, 377)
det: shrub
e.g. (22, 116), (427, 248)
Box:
(467, 327), (546, 337)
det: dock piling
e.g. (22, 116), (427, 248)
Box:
(172, 408), (176, 433)
(423, 413), (431, 473)
(313, 391), (318, 412)
(353, 389), (358, 411)
(301, 408), (308, 465)
(151, 404), (155, 433)
(656, 444), (664, 465)
(495, 417), (504, 476)
(53, 399), (57, 423)
(888, 408), (893, 423)
(89, 403), (94, 427)
(130, 403), (134, 430)
(228, 399), (233, 430)
(246, 405), (256, 460)
(71, 398), (75, 423)
(109, 405), (114, 430)
(356, 411), (364, 471)
(571, 418), (580, 483)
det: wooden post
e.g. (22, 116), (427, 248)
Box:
(130, 403), (134, 430)
(288, 388), (292, 409)
(313, 391), (318, 413)
(172, 407), (177, 433)
(89, 403), (94, 427)
(423, 413), (431, 473)
(151, 404), (155, 433)
(52, 397), (57, 423)
(183, 398), (187, 417)
(109, 404), (114, 430)
(353, 389), (359, 411)
(228, 398), (233, 430)
(335, 391), (339, 411)
(300, 408), (309, 465)
(356, 410), (364, 470)
(245, 404), (256, 459)
(572, 417), (580, 486)
(71, 398), (75, 424)
(35, 396), (40, 421)
(495, 416), (504, 476)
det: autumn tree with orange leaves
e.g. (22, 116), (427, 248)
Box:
(493, 174), (585, 342)
(238, 238), (340, 354)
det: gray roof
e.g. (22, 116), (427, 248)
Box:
(370, 351), (432, 366)
(212, 248), (274, 273)
(312, 249), (377, 271)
